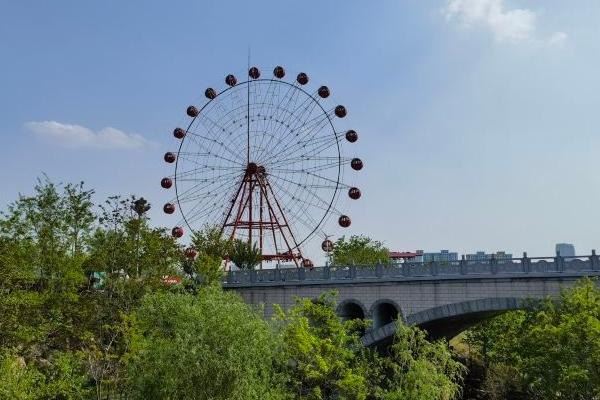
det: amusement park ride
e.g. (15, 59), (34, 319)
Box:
(160, 66), (362, 268)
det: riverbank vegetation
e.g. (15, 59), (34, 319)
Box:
(1, 179), (599, 399)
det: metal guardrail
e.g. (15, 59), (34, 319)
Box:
(223, 252), (600, 287)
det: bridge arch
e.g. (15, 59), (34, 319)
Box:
(370, 299), (403, 330)
(362, 297), (531, 346)
(336, 299), (367, 321)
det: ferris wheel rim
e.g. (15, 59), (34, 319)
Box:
(173, 76), (342, 249)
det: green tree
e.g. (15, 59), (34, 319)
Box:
(331, 235), (390, 266)
(191, 224), (232, 259)
(124, 288), (288, 400)
(0, 351), (43, 400)
(185, 225), (230, 285)
(86, 195), (180, 282)
(463, 279), (600, 400)
(184, 253), (224, 286)
(0, 178), (93, 351)
(82, 195), (183, 397)
(275, 293), (370, 400)
(514, 279), (600, 399)
(375, 323), (465, 400)
(230, 239), (262, 270)
(276, 292), (465, 400)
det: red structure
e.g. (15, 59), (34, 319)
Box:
(221, 162), (303, 267)
(390, 251), (421, 261)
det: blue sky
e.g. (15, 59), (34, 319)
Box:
(2, 0), (600, 258)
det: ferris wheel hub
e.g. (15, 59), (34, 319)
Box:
(246, 162), (259, 174)
(246, 162), (266, 176)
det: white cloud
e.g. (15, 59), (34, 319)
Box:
(24, 121), (154, 149)
(444, 0), (566, 44)
(547, 31), (567, 47)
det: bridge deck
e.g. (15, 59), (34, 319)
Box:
(223, 253), (600, 288)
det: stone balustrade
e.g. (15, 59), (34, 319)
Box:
(223, 251), (600, 288)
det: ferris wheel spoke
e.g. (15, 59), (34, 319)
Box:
(183, 183), (240, 225)
(261, 97), (321, 162)
(177, 176), (241, 197)
(269, 97), (316, 143)
(252, 84), (282, 162)
(177, 165), (243, 174)
(270, 81), (300, 128)
(275, 130), (343, 161)
(265, 94), (322, 157)
(177, 154), (243, 168)
(268, 178), (336, 238)
(269, 174), (340, 211)
(196, 111), (236, 138)
(182, 129), (238, 166)
(175, 167), (241, 180)
(265, 85), (308, 143)
(189, 177), (246, 223)
(189, 132), (246, 163)
(266, 113), (332, 163)
(177, 174), (241, 201)
(267, 176), (343, 227)
(269, 168), (347, 190)
(178, 188), (234, 205)
(176, 172), (239, 199)
(269, 164), (339, 175)
(268, 155), (346, 169)
(268, 159), (344, 174)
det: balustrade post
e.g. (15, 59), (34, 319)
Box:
(250, 269), (257, 283)
(522, 252), (530, 273)
(375, 262), (383, 278)
(323, 265), (331, 280)
(431, 262), (438, 276)
(460, 255), (466, 275)
(298, 267), (305, 281)
(490, 255), (497, 274)
(228, 270), (234, 284)
(591, 250), (599, 271)
(274, 267), (281, 282)
(349, 265), (357, 279)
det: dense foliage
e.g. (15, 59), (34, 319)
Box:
(462, 279), (600, 399)
(2, 179), (598, 399)
(276, 293), (464, 400)
(229, 238), (262, 270)
(125, 288), (287, 399)
(331, 235), (390, 266)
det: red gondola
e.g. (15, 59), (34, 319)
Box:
(161, 177), (173, 189)
(172, 226), (184, 238)
(334, 105), (347, 118)
(350, 158), (363, 171)
(338, 215), (351, 228)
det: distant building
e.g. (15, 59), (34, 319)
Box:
(390, 251), (421, 262)
(465, 251), (513, 262)
(421, 250), (458, 263)
(556, 243), (576, 257)
(390, 250), (459, 264)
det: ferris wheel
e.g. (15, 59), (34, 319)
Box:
(160, 66), (362, 267)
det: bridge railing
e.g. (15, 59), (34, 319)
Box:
(223, 251), (600, 286)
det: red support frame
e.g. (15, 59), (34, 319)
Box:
(222, 163), (303, 268)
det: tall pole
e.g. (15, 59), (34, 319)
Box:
(246, 49), (251, 165)
(246, 50), (252, 246)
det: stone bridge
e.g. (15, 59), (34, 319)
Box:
(223, 252), (600, 346)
